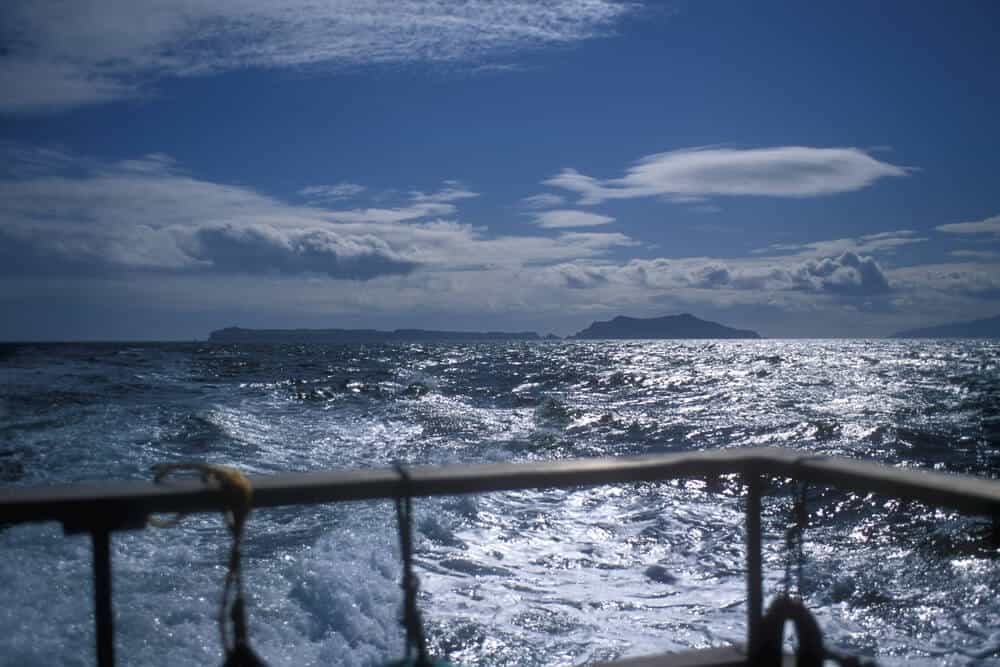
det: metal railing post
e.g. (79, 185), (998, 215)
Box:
(92, 527), (115, 667)
(745, 472), (763, 657)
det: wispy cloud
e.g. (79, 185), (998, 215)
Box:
(751, 230), (927, 257)
(936, 214), (1000, 236)
(533, 209), (615, 228)
(0, 0), (634, 113)
(545, 146), (910, 204)
(520, 193), (566, 209)
(409, 182), (479, 204)
(298, 183), (367, 202)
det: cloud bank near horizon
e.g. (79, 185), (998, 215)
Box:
(2, 144), (996, 338)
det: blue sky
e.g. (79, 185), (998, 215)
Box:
(1, 0), (998, 339)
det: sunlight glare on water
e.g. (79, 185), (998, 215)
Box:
(0, 339), (998, 666)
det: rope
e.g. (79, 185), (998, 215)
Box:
(783, 479), (809, 598)
(394, 464), (431, 667)
(151, 463), (265, 666)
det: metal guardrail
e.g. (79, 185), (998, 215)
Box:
(2, 447), (999, 666)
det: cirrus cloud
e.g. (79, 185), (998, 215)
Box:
(0, 0), (635, 113)
(298, 183), (367, 202)
(520, 193), (567, 209)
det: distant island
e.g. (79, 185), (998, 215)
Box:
(571, 313), (760, 339)
(208, 326), (541, 343)
(210, 314), (762, 343)
(890, 314), (1000, 338)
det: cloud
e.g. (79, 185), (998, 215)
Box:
(545, 146), (910, 204)
(0, 0), (634, 113)
(888, 261), (1000, 298)
(7, 146), (993, 339)
(520, 193), (566, 209)
(565, 250), (893, 298)
(185, 225), (416, 279)
(533, 209), (615, 228)
(936, 214), (1000, 236)
(752, 229), (927, 257)
(790, 251), (890, 295)
(554, 263), (612, 289)
(0, 145), (632, 279)
(409, 183), (479, 204)
(324, 202), (461, 224)
(298, 183), (367, 201)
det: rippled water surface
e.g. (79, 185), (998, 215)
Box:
(1, 340), (998, 666)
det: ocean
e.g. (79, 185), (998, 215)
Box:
(1, 340), (998, 666)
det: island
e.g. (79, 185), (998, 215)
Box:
(570, 313), (760, 339)
(208, 326), (541, 343)
(890, 314), (1000, 338)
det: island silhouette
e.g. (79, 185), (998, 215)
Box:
(890, 314), (1000, 338)
(208, 314), (760, 342)
(569, 313), (760, 340)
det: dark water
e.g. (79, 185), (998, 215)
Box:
(0, 340), (998, 666)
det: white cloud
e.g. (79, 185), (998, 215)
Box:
(890, 261), (1000, 298)
(0, 0), (634, 113)
(323, 202), (460, 224)
(545, 146), (910, 204)
(0, 146), (631, 278)
(520, 193), (566, 209)
(298, 183), (367, 201)
(533, 209), (615, 228)
(409, 183), (479, 204)
(936, 214), (1000, 236)
(752, 229), (927, 257)
(591, 251), (892, 296)
(4, 145), (995, 338)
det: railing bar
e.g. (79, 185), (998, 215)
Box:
(91, 527), (114, 667)
(2, 448), (998, 528)
(744, 473), (763, 658)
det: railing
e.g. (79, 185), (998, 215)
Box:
(2, 446), (999, 666)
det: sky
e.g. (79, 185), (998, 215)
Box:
(1, 0), (999, 340)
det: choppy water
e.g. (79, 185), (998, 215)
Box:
(1, 340), (998, 666)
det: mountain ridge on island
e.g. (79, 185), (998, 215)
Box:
(890, 314), (1000, 339)
(571, 313), (760, 339)
(208, 326), (542, 343)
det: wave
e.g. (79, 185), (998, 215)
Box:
(1, 339), (999, 665)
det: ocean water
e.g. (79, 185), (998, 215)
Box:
(0, 340), (998, 666)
